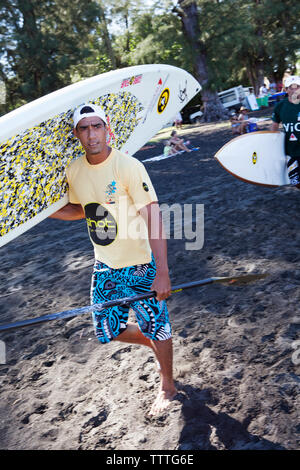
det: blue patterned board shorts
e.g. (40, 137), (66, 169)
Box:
(90, 256), (172, 344)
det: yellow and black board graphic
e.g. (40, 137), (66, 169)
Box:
(0, 92), (144, 239)
(157, 89), (170, 114)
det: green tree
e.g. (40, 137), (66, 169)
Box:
(1, 0), (298, 116)
(173, 0), (299, 111)
(94, 0), (117, 70)
(127, 10), (190, 69)
(260, 0), (300, 82)
(230, 0), (300, 94)
(174, 0), (228, 121)
(0, 0), (102, 111)
(205, 0), (300, 94)
(106, 0), (152, 67)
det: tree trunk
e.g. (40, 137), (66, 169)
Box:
(175, 0), (228, 122)
(99, 9), (117, 69)
(254, 59), (265, 96)
(18, 0), (42, 99)
(253, 0), (265, 95)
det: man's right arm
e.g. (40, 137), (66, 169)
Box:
(49, 203), (85, 220)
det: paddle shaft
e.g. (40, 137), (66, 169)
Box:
(0, 274), (267, 332)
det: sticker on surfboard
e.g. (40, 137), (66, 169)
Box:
(252, 151), (257, 164)
(157, 88), (170, 114)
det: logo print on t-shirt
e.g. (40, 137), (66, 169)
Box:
(105, 180), (117, 204)
(290, 133), (298, 141)
(143, 182), (149, 192)
(85, 203), (117, 246)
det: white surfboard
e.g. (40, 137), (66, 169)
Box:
(214, 131), (290, 187)
(0, 64), (200, 247)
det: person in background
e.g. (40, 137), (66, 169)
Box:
(174, 111), (183, 129)
(259, 83), (269, 97)
(269, 81), (277, 94)
(230, 111), (241, 135)
(164, 140), (177, 157)
(236, 106), (249, 134)
(170, 130), (191, 153)
(271, 75), (300, 188)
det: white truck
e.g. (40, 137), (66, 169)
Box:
(218, 85), (258, 111)
(188, 85), (258, 123)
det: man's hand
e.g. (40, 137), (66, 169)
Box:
(271, 122), (279, 132)
(151, 270), (172, 301)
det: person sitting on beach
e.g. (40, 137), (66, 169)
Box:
(230, 111), (240, 135)
(236, 107), (249, 134)
(50, 103), (177, 416)
(170, 130), (191, 153)
(164, 140), (177, 157)
(229, 107), (249, 135)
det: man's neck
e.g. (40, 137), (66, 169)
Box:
(86, 146), (112, 165)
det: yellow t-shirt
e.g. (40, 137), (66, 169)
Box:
(66, 148), (158, 268)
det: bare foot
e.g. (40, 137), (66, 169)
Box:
(148, 388), (177, 416)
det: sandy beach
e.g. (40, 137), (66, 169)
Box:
(0, 107), (299, 451)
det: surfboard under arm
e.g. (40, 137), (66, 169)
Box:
(0, 194), (69, 247)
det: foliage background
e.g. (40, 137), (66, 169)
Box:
(0, 0), (299, 115)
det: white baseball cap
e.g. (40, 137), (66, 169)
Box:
(285, 76), (300, 88)
(73, 103), (107, 128)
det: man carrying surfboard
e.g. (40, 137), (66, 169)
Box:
(50, 103), (177, 416)
(271, 75), (300, 187)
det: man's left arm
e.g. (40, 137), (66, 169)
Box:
(139, 202), (171, 301)
(271, 122), (280, 131)
(271, 101), (281, 131)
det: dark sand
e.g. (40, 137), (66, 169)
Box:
(0, 108), (299, 450)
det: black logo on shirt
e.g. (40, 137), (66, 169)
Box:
(85, 203), (117, 246)
(143, 182), (149, 192)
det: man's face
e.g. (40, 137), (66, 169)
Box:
(286, 84), (300, 104)
(74, 116), (107, 156)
